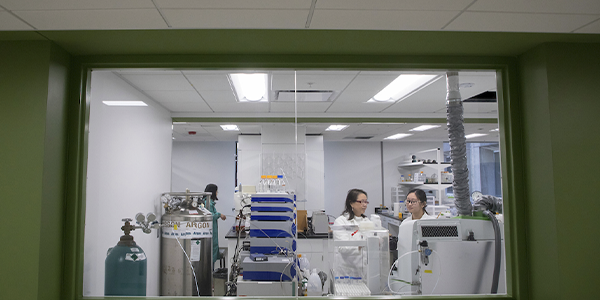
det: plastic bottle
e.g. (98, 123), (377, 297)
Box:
(301, 277), (308, 296)
(400, 175), (405, 183)
(265, 175), (272, 192)
(419, 171), (426, 183)
(277, 175), (285, 192)
(307, 269), (322, 296)
(259, 175), (266, 192)
(298, 254), (310, 270)
(408, 174), (413, 182)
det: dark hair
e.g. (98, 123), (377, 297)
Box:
(342, 188), (368, 220)
(407, 188), (428, 214)
(204, 183), (218, 201)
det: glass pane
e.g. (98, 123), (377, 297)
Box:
(83, 68), (505, 298)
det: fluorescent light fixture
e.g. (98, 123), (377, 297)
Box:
(369, 74), (439, 102)
(490, 128), (499, 132)
(102, 101), (147, 106)
(326, 125), (349, 131)
(384, 133), (412, 140)
(220, 125), (239, 131)
(410, 125), (441, 132)
(465, 133), (488, 139)
(229, 73), (269, 102)
(172, 122), (188, 125)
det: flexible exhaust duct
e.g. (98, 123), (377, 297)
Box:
(446, 72), (472, 216)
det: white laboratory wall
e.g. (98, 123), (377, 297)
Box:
(323, 142), (383, 218)
(237, 135), (262, 187)
(382, 142), (443, 204)
(324, 141), (443, 219)
(84, 71), (172, 296)
(171, 141), (237, 253)
(304, 136), (325, 213)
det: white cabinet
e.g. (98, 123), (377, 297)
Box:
(297, 238), (327, 272)
(395, 148), (453, 215)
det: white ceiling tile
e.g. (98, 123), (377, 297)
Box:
(121, 74), (194, 91)
(199, 91), (237, 104)
(310, 9), (459, 30)
(185, 74), (232, 91)
(161, 101), (212, 113)
(272, 73), (357, 90)
(209, 103), (270, 113)
(238, 125), (262, 134)
(457, 75), (497, 100)
(384, 73), (496, 113)
(469, 0), (600, 14)
(155, 0), (312, 9)
(326, 102), (392, 113)
(344, 74), (400, 91)
(575, 18), (600, 33)
(316, 0), (474, 11)
(269, 102), (299, 113)
(116, 70), (183, 75)
(270, 102), (331, 113)
(445, 12), (599, 33)
(162, 9), (308, 29)
(1, 0), (154, 10)
(334, 90), (380, 104)
(144, 90), (204, 103)
(15, 9), (167, 30)
(0, 11), (34, 29)
(463, 103), (499, 115)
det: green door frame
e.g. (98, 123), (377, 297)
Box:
(62, 54), (526, 300)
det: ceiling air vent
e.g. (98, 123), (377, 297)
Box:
(464, 91), (497, 103)
(275, 90), (334, 102)
(343, 136), (374, 140)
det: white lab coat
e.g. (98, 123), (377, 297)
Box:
(332, 213), (369, 281)
(401, 212), (438, 222)
(334, 213), (369, 226)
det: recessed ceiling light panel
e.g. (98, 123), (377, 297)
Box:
(384, 133), (412, 140)
(229, 73), (269, 103)
(465, 133), (488, 139)
(220, 125), (239, 131)
(410, 125), (441, 131)
(369, 74), (439, 103)
(326, 125), (349, 131)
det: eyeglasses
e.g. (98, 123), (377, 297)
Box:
(406, 199), (419, 205)
(355, 200), (369, 204)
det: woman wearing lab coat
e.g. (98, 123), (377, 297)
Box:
(403, 188), (437, 221)
(333, 189), (371, 282)
(334, 188), (369, 226)
(204, 184), (226, 266)
(396, 188), (436, 293)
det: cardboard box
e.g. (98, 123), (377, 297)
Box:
(296, 210), (307, 232)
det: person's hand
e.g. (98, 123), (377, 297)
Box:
(220, 215), (226, 220)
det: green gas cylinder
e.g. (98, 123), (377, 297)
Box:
(105, 219), (147, 296)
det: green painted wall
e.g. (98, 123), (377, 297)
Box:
(519, 43), (600, 299)
(0, 41), (70, 300)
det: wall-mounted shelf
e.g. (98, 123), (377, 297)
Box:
(394, 148), (454, 215)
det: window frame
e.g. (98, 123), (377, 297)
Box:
(63, 55), (526, 300)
